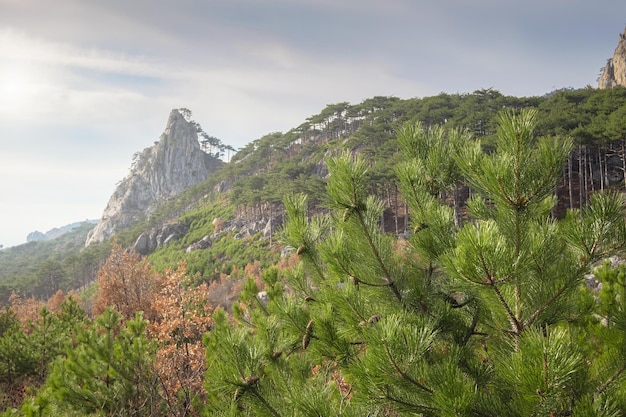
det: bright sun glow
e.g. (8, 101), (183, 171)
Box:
(0, 64), (42, 109)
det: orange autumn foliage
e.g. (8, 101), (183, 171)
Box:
(46, 290), (66, 312)
(8, 293), (43, 328)
(93, 243), (161, 321)
(276, 252), (300, 270)
(149, 262), (212, 415)
(92, 244), (217, 414)
(243, 260), (261, 280)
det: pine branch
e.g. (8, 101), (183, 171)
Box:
(476, 248), (522, 334)
(355, 210), (403, 303)
(522, 265), (586, 330)
(463, 304), (482, 344)
(596, 362), (626, 396)
(383, 342), (433, 394)
(249, 387), (283, 417)
(335, 258), (394, 290)
(492, 284), (522, 335)
(378, 390), (439, 414)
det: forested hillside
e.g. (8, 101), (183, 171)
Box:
(3, 105), (626, 415)
(4, 87), (626, 303)
(115, 86), (626, 289)
(0, 224), (109, 304)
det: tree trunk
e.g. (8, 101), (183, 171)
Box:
(583, 146), (589, 206)
(603, 147), (609, 191)
(578, 145), (584, 209)
(568, 152), (574, 210)
(394, 185), (399, 235)
(588, 146), (595, 193)
(404, 201), (409, 233)
(453, 183), (461, 227)
(623, 139), (626, 192)
(598, 148), (604, 192)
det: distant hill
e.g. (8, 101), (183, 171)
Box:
(0, 221), (110, 304)
(27, 220), (98, 243)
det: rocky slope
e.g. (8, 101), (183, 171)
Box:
(598, 27), (626, 89)
(86, 109), (222, 246)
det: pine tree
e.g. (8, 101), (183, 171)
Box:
(0, 307), (36, 412)
(202, 109), (626, 416)
(45, 309), (161, 416)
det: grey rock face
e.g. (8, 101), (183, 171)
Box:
(133, 232), (151, 254)
(599, 28), (626, 89)
(86, 110), (221, 246)
(133, 222), (189, 255)
(185, 235), (212, 253)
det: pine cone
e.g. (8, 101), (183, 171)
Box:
(243, 375), (260, 386)
(302, 319), (314, 350)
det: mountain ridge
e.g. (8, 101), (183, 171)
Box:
(26, 220), (98, 243)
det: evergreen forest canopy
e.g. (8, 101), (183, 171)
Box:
(2, 98), (626, 415)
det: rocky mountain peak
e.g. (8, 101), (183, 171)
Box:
(598, 27), (626, 89)
(86, 109), (222, 246)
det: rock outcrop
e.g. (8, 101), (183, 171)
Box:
(133, 222), (189, 255)
(26, 231), (46, 242)
(599, 28), (626, 89)
(185, 235), (212, 253)
(86, 110), (222, 246)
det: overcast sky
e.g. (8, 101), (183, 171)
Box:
(1, 0), (625, 248)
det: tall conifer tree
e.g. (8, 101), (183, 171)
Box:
(203, 109), (626, 416)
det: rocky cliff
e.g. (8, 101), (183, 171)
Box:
(598, 28), (626, 89)
(86, 109), (222, 246)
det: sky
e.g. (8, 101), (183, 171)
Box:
(0, 0), (625, 248)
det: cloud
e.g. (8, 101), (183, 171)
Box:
(0, 28), (166, 126)
(0, 21), (431, 145)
